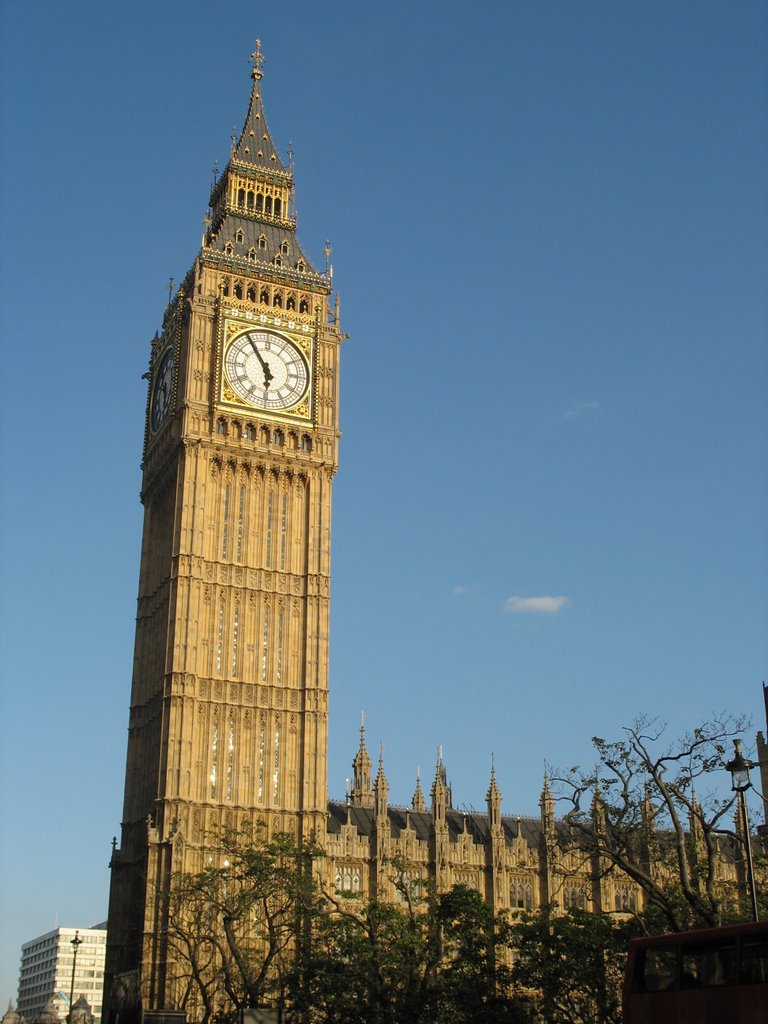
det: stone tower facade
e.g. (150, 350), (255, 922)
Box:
(104, 43), (344, 1018)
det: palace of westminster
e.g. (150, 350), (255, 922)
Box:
(80, 43), (764, 1019)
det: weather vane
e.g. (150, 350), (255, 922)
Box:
(250, 39), (267, 80)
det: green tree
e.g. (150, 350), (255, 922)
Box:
(302, 875), (530, 1024)
(509, 907), (633, 1024)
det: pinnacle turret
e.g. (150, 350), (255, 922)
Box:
(351, 712), (374, 807)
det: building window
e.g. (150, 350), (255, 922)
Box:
(210, 718), (219, 798)
(299, 298), (309, 314)
(276, 609), (284, 684)
(236, 485), (245, 562)
(222, 483), (230, 559)
(231, 606), (239, 675)
(258, 235), (267, 249)
(256, 193), (264, 212)
(335, 865), (362, 894)
(261, 609), (269, 682)
(225, 243), (233, 256)
(247, 191), (254, 210)
(226, 715), (235, 800)
(248, 248), (256, 262)
(216, 604), (225, 673)
(301, 434), (312, 452)
(234, 282), (243, 299)
(260, 289), (269, 305)
(274, 197), (282, 217)
(265, 491), (273, 566)
(273, 723), (280, 801)
(216, 418), (227, 436)
(247, 285), (256, 301)
(280, 493), (288, 569)
(510, 878), (533, 910)
(235, 229), (244, 243)
(273, 428), (284, 446)
(286, 294), (296, 311)
(237, 188), (245, 208)
(258, 724), (265, 801)
(281, 241), (289, 255)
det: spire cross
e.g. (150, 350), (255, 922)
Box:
(250, 39), (266, 81)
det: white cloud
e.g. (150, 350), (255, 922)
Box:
(503, 595), (570, 615)
(564, 400), (600, 419)
(452, 585), (466, 597)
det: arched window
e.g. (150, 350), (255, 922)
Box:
(300, 435), (312, 452)
(299, 298), (309, 314)
(256, 193), (264, 212)
(237, 188), (245, 208)
(273, 428), (284, 446)
(260, 289), (269, 304)
(245, 423), (256, 440)
(274, 255), (282, 268)
(265, 196), (273, 216)
(225, 243), (233, 256)
(247, 191), (254, 210)
(216, 418), (227, 436)
(281, 241), (289, 255)
(286, 294), (296, 311)
(273, 292), (283, 308)
(234, 282), (243, 299)
(247, 285), (256, 302)
(296, 261), (305, 273)
(235, 229), (244, 243)
(258, 235), (267, 250)
(222, 280), (230, 297)
(274, 197), (282, 217)
(247, 248), (256, 262)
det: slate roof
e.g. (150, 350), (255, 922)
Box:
(327, 800), (542, 849)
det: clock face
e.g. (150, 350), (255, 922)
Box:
(225, 330), (308, 411)
(150, 347), (174, 432)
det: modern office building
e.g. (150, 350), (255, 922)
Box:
(17, 927), (106, 1024)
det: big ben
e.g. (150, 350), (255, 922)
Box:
(104, 42), (343, 1017)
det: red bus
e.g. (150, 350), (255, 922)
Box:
(624, 920), (768, 1023)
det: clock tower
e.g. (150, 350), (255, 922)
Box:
(104, 42), (343, 1017)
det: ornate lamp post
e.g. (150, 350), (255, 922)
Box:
(725, 739), (759, 922)
(67, 931), (83, 1024)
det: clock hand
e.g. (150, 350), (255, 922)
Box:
(247, 336), (274, 388)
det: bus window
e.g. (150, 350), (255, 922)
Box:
(740, 937), (768, 985)
(680, 942), (736, 988)
(634, 947), (677, 992)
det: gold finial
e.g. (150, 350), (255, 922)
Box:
(250, 39), (266, 81)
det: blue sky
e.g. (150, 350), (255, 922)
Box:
(1, 0), (766, 1005)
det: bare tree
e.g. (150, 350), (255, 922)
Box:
(165, 827), (322, 1019)
(549, 714), (757, 931)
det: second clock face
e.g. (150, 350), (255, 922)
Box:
(225, 330), (309, 411)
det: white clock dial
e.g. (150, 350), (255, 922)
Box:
(225, 330), (308, 411)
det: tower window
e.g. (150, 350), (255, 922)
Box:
(216, 418), (227, 436)
(234, 282), (243, 299)
(299, 298), (309, 314)
(300, 434), (312, 452)
(265, 196), (273, 216)
(256, 193), (264, 212)
(237, 188), (245, 208)
(235, 229), (244, 243)
(281, 241), (289, 255)
(247, 285), (256, 302)
(286, 294), (296, 311)
(260, 289), (269, 305)
(273, 291), (283, 307)
(258, 235), (267, 250)
(274, 198), (282, 217)
(245, 423), (256, 440)
(248, 248), (256, 262)
(273, 428), (284, 446)
(247, 191), (254, 210)
(296, 261), (305, 273)
(225, 243), (234, 256)
(274, 255), (283, 268)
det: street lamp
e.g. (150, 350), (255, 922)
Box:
(725, 739), (759, 922)
(67, 931), (83, 1024)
